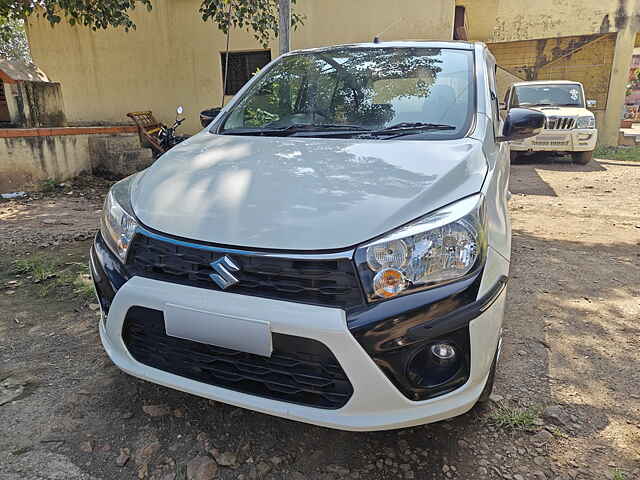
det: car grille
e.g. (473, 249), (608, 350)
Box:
(126, 233), (364, 309)
(544, 116), (575, 130)
(122, 306), (354, 409)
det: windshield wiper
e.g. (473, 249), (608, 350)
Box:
(221, 123), (371, 136)
(363, 122), (456, 139)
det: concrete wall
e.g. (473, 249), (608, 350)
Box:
(0, 129), (150, 191)
(0, 134), (91, 191)
(26, 0), (455, 134)
(457, 0), (636, 42)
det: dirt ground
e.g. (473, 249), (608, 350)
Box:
(1, 156), (639, 480)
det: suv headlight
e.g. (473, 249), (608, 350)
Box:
(355, 194), (487, 302)
(100, 175), (139, 262)
(576, 116), (596, 129)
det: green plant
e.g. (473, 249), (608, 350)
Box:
(612, 470), (626, 480)
(594, 146), (640, 162)
(489, 405), (538, 430)
(39, 179), (58, 193)
(13, 256), (95, 303)
(2, 0), (305, 49)
(73, 272), (96, 303)
(548, 426), (568, 439)
(13, 257), (57, 283)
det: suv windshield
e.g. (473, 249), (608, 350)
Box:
(218, 47), (474, 139)
(510, 84), (584, 108)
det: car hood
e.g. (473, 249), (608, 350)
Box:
(131, 132), (488, 251)
(532, 106), (592, 117)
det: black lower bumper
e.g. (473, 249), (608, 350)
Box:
(89, 233), (129, 315)
(348, 272), (507, 401)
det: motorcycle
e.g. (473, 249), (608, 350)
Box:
(157, 105), (189, 152)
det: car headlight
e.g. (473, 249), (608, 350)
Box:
(576, 116), (596, 129)
(100, 175), (139, 262)
(355, 194), (487, 302)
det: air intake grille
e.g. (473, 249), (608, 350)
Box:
(545, 116), (575, 130)
(126, 233), (365, 309)
(122, 307), (353, 409)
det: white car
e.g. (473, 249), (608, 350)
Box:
(504, 80), (598, 164)
(90, 42), (544, 431)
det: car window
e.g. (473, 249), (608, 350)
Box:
(220, 47), (475, 140)
(510, 84), (584, 108)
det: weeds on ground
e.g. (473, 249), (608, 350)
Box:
(594, 146), (640, 162)
(11, 256), (93, 303)
(612, 470), (626, 480)
(548, 426), (568, 439)
(489, 404), (539, 431)
(39, 179), (59, 193)
(71, 264), (95, 303)
(13, 257), (57, 283)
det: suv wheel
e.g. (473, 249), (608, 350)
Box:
(571, 151), (593, 165)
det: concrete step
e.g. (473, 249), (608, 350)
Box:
(618, 128), (640, 146)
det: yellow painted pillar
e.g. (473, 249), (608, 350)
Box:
(600, 27), (636, 146)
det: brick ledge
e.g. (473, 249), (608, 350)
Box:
(0, 126), (138, 138)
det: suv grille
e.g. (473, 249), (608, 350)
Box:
(545, 116), (575, 130)
(122, 307), (353, 409)
(126, 233), (364, 309)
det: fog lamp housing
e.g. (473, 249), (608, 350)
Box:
(407, 341), (463, 389)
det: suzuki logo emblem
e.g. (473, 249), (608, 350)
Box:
(209, 256), (240, 289)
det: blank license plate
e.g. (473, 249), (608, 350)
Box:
(163, 303), (273, 357)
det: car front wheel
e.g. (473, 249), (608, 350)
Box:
(571, 151), (593, 165)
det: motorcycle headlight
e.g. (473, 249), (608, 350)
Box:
(100, 175), (139, 262)
(355, 194), (487, 302)
(575, 116), (596, 129)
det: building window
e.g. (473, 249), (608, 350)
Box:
(221, 50), (272, 95)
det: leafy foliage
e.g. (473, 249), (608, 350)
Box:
(0, 0), (304, 48)
(0, 0), (153, 32)
(200, 0), (304, 47)
(0, 16), (31, 61)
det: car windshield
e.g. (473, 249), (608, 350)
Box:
(218, 47), (474, 139)
(511, 84), (584, 108)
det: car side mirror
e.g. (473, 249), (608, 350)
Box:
(200, 107), (222, 128)
(498, 107), (545, 142)
(587, 99), (597, 108)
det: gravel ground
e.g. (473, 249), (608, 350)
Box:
(0, 156), (639, 480)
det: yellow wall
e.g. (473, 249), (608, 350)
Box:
(26, 0), (454, 133)
(488, 33), (616, 127)
(457, 0), (636, 42)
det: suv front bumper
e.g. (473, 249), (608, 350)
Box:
(510, 128), (597, 152)
(91, 236), (508, 431)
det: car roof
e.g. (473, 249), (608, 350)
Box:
(288, 40), (479, 54)
(512, 80), (583, 87)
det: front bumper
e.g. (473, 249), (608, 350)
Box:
(91, 236), (508, 431)
(510, 128), (597, 152)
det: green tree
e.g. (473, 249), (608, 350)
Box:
(0, 0), (303, 48)
(0, 16), (31, 62)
